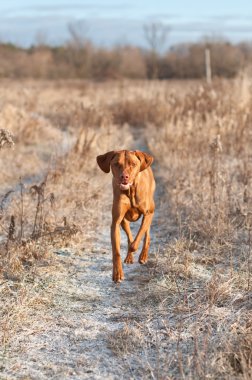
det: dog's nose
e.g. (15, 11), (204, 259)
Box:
(121, 173), (129, 181)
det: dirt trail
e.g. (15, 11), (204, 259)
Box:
(1, 128), (171, 380)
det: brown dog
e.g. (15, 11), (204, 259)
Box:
(96, 150), (155, 283)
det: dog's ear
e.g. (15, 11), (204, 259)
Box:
(96, 151), (116, 173)
(134, 151), (154, 171)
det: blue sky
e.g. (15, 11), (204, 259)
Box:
(1, 0), (252, 47)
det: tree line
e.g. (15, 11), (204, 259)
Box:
(0, 36), (250, 80)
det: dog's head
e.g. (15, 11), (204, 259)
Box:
(96, 150), (154, 191)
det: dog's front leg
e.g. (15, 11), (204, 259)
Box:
(111, 202), (129, 283)
(129, 211), (154, 256)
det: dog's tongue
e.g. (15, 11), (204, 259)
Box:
(120, 183), (131, 190)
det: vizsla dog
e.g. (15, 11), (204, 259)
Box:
(96, 150), (155, 283)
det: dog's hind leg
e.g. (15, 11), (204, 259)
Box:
(138, 227), (150, 264)
(121, 218), (134, 264)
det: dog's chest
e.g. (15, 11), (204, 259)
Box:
(120, 185), (145, 213)
(128, 186), (147, 214)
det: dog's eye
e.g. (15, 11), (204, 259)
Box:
(131, 162), (136, 167)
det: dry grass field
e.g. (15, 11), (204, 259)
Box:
(0, 77), (251, 379)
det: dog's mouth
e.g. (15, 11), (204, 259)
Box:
(119, 182), (132, 191)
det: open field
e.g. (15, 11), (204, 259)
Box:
(0, 78), (251, 379)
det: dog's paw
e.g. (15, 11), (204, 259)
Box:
(124, 253), (134, 264)
(112, 264), (124, 283)
(112, 273), (124, 283)
(138, 253), (148, 264)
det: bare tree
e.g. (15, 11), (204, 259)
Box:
(67, 20), (92, 78)
(35, 30), (48, 48)
(68, 20), (89, 49)
(143, 22), (170, 79)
